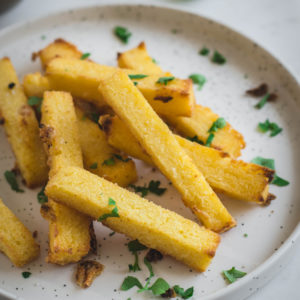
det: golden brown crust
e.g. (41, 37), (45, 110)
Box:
(75, 260), (104, 288)
(89, 223), (97, 255)
(98, 115), (112, 135)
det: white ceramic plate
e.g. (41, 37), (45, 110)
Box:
(0, 4), (299, 300)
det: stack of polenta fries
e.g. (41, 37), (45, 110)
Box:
(0, 39), (276, 282)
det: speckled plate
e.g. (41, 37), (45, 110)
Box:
(0, 4), (299, 300)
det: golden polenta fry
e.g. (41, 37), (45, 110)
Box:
(0, 57), (48, 187)
(164, 104), (246, 158)
(46, 166), (220, 272)
(40, 91), (93, 265)
(75, 107), (137, 187)
(0, 198), (40, 267)
(44, 57), (195, 117)
(32, 38), (83, 69)
(40, 199), (95, 265)
(23, 72), (50, 99)
(117, 42), (164, 74)
(98, 71), (235, 233)
(100, 115), (275, 205)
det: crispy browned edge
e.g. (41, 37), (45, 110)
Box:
(75, 260), (104, 288)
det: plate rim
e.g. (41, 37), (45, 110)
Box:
(0, 3), (299, 300)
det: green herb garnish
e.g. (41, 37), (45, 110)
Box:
(255, 93), (270, 109)
(211, 51), (226, 65)
(98, 198), (119, 222)
(128, 74), (148, 80)
(189, 74), (206, 90)
(121, 276), (143, 290)
(41, 35), (46, 40)
(223, 267), (246, 284)
(149, 278), (170, 296)
(109, 231), (116, 237)
(102, 157), (115, 166)
(173, 285), (194, 299)
(80, 53), (90, 60)
(186, 135), (204, 145)
(205, 133), (215, 147)
(152, 58), (158, 64)
(137, 258), (154, 292)
(199, 47), (210, 56)
(28, 96), (43, 112)
(4, 171), (24, 193)
(208, 117), (227, 133)
(22, 272), (32, 279)
(251, 157), (289, 186)
(156, 76), (175, 85)
(258, 119), (282, 137)
(244, 233), (248, 238)
(114, 26), (132, 44)
(113, 154), (131, 162)
(89, 162), (98, 169)
(133, 81), (138, 86)
(130, 180), (166, 197)
(128, 240), (147, 272)
(37, 186), (48, 204)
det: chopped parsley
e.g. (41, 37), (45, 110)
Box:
(133, 81), (138, 86)
(205, 117), (226, 146)
(223, 267), (246, 284)
(89, 162), (98, 169)
(41, 35), (46, 40)
(121, 276), (143, 290)
(199, 47), (210, 56)
(128, 74), (148, 80)
(4, 171), (24, 193)
(113, 154), (131, 162)
(80, 53), (90, 60)
(8, 82), (15, 89)
(156, 76), (175, 85)
(128, 240), (147, 272)
(22, 271), (32, 279)
(137, 258), (154, 292)
(258, 119), (282, 137)
(173, 285), (194, 299)
(148, 278), (170, 296)
(102, 157), (115, 166)
(98, 198), (120, 222)
(114, 26), (132, 44)
(189, 74), (206, 90)
(244, 233), (248, 238)
(205, 133), (215, 147)
(186, 135), (204, 145)
(109, 231), (116, 237)
(211, 51), (226, 65)
(152, 58), (158, 64)
(28, 96), (43, 112)
(130, 180), (166, 197)
(255, 93), (270, 109)
(37, 186), (48, 204)
(251, 157), (289, 186)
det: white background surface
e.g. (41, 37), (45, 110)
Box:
(0, 0), (299, 299)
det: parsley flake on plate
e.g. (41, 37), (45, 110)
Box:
(22, 271), (32, 279)
(255, 93), (270, 109)
(156, 76), (175, 85)
(173, 285), (194, 299)
(80, 53), (90, 60)
(37, 186), (48, 204)
(211, 51), (226, 65)
(128, 240), (147, 272)
(130, 180), (166, 197)
(258, 119), (282, 137)
(223, 267), (246, 284)
(251, 157), (289, 186)
(4, 170), (24, 193)
(114, 26), (132, 44)
(199, 47), (210, 56)
(189, 73), (206, 90)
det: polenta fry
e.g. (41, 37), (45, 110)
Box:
(0, 57), (48, 187)
(46, 166), (220, 272)
(0, 198), (40, 267)
(98, 70), (236, 233)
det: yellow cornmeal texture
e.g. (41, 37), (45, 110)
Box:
(75, 107), (137, 187)
(164, 104), (246, 158)
(117, 41), (164, 74)
(40, 91), (92, 265)
(0, 58), (48, 187)
(23, 72), (50, 98)
(41, 91), (83, 177)
(46, 166), (221, 272)
(45, 57), (194, 117)
(35, 38), (83, 69)
(0, 198), (40, 267)
(98, 71), (235, 233)
(41, 199), (92, 265)
(100, 115), (274, 204)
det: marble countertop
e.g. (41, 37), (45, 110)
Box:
(0, 0), (299, 299)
